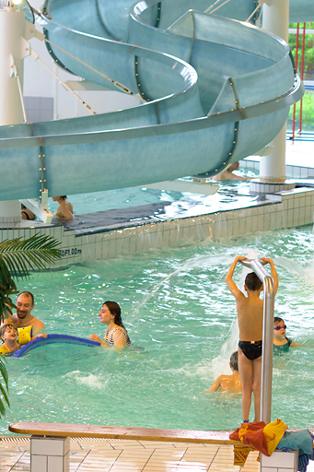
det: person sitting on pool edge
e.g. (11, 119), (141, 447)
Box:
(89, 301), (131, 350)
(208, 351), (241, 393)
(52, 195), (74, 224)
(212, 162), (251, 181)
(273, 317), (298, 353)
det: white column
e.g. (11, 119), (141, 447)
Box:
(0, 5), (27, 224)
(260, 450), (298, 472)
(31, 436), (70, 472)
(260, 0), (289, 183)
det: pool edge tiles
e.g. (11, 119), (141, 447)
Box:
(0, 436), (261, 472)
(0, 187), (313, 267)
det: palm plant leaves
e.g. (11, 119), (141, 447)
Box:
(0, 359), (9, 416)
(0, 234), (60, 278)
(0, 233), (61, 416)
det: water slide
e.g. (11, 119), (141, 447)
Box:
(0, 0), (313, 201)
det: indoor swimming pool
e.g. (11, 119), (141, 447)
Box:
(49, 177), (261, 221)
(1, 225), (313, 434)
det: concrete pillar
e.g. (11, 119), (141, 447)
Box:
(0, 4), (27, 225)
(258, 0), (291, 188)
(30, 436), (70, 472)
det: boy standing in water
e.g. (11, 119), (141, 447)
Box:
(208, 351), (241, 393)
(226, 256), (278, 423)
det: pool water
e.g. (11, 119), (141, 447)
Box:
(48, 171), (258, 217)
(1, 225), (313, 434)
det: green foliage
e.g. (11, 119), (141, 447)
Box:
(289, 26), (314, 78)
(0, 233), (61, 416)
(288, 92), (314, 132)
(0, 359), (9, 416)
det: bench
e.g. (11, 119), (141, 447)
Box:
(9, 422), (233, 472)
(10, 422), (308, 472)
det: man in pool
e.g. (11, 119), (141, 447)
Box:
(226, 256), (278, 423)
(8, 291), (45, 337)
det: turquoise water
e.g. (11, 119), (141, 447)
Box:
(48, 173), (257, 216)
(1, 225), (313, 434)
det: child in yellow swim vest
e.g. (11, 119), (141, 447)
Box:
(0, 324), (46, 355)
(0, 324), (20, 355)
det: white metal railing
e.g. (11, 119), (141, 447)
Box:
(240, 259), (275, 423)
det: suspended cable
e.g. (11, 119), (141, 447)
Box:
(45, 37), (133, 95)
(205, 0), (234, 16)
(16, 74), (27, 122)
(299, 22), (306, 135)
(204, 0), (233, 15)
(29, 4), (134, 95)
(30, 48), (97, 115)
(246, 2), (262, 23)
(291, 23), (300, 143)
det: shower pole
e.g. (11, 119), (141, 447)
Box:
(240, 259), (275, 423)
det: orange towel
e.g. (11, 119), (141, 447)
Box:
(230, 421), (268, 455)
(230, 419), (288, 457)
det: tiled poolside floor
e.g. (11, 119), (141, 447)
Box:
(0, 437), (262, 471)
(1, 436), (314, 471)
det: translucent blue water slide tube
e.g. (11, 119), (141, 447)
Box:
(0, 0), (310, 201)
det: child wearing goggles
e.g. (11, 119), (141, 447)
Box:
(273, 317), (298, 353)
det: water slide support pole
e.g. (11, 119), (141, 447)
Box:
(240, 259), (275, 423)
(259, 0), (290, 183)
(0, 3), (26, 224)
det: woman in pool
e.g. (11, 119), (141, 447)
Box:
(89, 301), (131, 350)
(273, 317), (298, 353)
(52, 195), (74, 224)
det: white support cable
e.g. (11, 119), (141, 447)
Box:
(29, 48), (97, 115)
(204, 0), (224, 15)
(29, 4), (133, 95)
(204, 0), (233, 15)
(15, 74), (27, 122)
(246, 2), (262, 23)
(9, 54), (27, 122)
(45, 37), (133, 96)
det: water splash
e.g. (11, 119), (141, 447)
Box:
(64, 371), (107, 390)
(275, 256), (314, 287)
(134, 253), (234, 315)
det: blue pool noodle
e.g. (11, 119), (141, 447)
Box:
(12, 334), (101, 357)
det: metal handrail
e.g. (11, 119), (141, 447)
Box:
(240, 259), (275, 423)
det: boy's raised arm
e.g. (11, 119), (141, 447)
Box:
(225, 256), (247, 299)
(260, 257), (279, 294)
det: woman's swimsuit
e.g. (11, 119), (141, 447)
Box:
(104, 326), (130, 347)
(238, 340), (262, 360)
(273, 337), (292, 353)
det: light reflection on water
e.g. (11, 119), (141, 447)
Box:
(1, 226), (313, 434)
